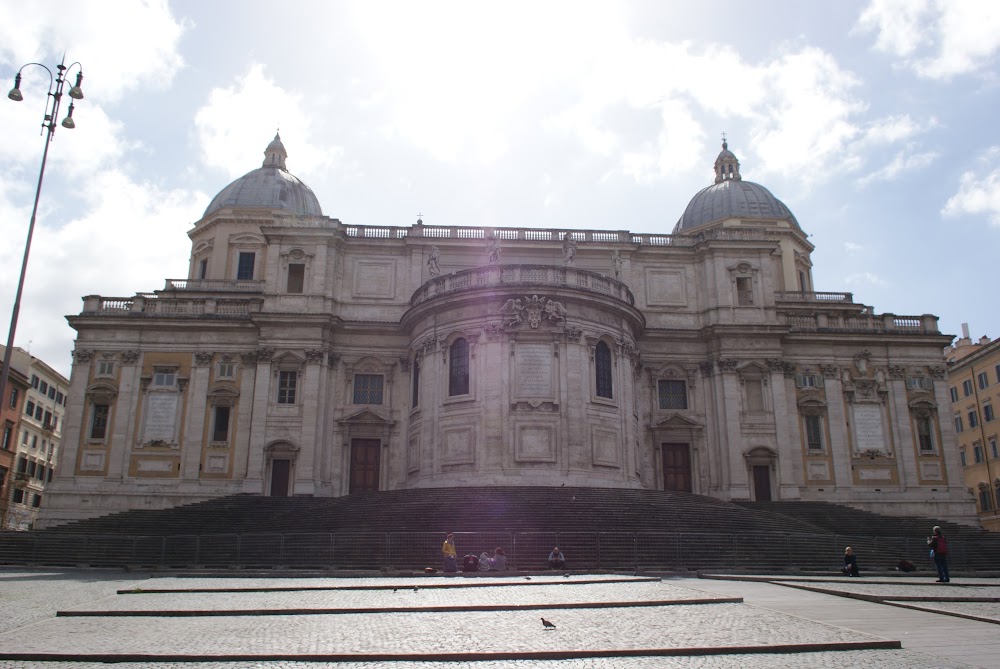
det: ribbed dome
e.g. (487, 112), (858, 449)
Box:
(673, 140), (798, 233)
(203, 134), (322, 218)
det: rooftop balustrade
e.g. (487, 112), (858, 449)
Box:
(81, 294), (258, 318)
(780, 310), (939, 334)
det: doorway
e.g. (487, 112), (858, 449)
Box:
(661, 443), (692, 492)
(752, 464), (772, 501)
(270, 458), (291, 497)
(349, 438), (381, 493)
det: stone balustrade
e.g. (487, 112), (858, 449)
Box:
(81, 294), (257, 318)
(780, 310), (939, 334)
(410, 264), (635, 306)
(775, 291), (854, 303)
(163, 279), (264, 292)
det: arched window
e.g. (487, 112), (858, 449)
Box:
(449, 338), (469, 396)
(595, 341), (613, 399)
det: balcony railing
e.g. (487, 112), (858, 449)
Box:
(775, 291), (853, 303)
(781, 312), (939, 334)
(410, 264), (635, 307)
(163, 279), (264, 293)
(82, 295), (258, 318)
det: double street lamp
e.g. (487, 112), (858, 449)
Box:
(0, 57), (84, 406)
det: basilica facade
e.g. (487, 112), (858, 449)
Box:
(37, 136), (976, 528)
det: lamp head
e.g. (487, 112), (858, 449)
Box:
(7, 72), (22, 101)
(61, 101), (76, 129)
(68, 71), (84, 100)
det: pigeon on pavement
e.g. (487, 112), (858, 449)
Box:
(541, 617), (556, 629)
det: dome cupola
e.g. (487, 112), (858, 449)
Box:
(674, 140), (799, 234)
(202, 133), (322, 218)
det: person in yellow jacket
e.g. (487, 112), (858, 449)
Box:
(442, 533), (458, 572)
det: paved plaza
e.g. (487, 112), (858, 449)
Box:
(0, 568), (998, 668)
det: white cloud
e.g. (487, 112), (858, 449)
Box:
(942, 147), (1000, 225)
(194, 64), (339, 179)
(857, 149), (939, 187)
(0, 0), (187, 102)
(845, 272), (889, 286)
(862, 114), (936, 144)
(857, 0), (1000, 79)
(843, 241), (865, 254)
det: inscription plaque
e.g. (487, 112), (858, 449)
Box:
(143, 394), (178, 441)
(852, 404), (885, 453)
(517, 344), (552, 397)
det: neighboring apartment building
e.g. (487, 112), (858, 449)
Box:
(37, 136), (976, 529)
(0, 346), (69, 530)
(946, 326), (1000, 531)
(0, 363), (30, 529)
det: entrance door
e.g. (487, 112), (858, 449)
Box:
(270, 459), (291, 497)
(752, 465), (772, 501)
(661, 443), (692, 492)
(350, 439), (381, 493)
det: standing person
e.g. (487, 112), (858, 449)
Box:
(842, 546), (860, 577)
(927, 526), (950, 583)
(442, 533), (458, 573)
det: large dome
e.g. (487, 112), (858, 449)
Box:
(673, 141), (798, 233)
(203, 134), (322, 218)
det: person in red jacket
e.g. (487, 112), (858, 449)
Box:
(927, 526), (950, 583)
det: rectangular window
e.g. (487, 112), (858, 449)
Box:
(744, 379), (765, 413)
(31, 375), (38, 388)
(969, 409), (979, 429)
(950, 387), (959, 402)
(974, 442), (984, 464)
(963, 380), (973, 397)
(218, 362), (236, 379)
(47, 386), (55, 400)
(353, 374), (384, 405)
(16, 457), (27, 473)
(21, 431), (27, 444)
(960, 450), (967, 467)
(804, 414), (823, 449)
(198, 258), (208, 279)
(979, 372), (990, 390)
(1, 425), (10, 450)
(236, 252), (255, 280)
(97, 360), (115, 377)
(796, 374), (819, 388)
(657, 380), (688, 410)
(277, 371), (297, 404)
(996, 363), (1000, 384)
(34, 406), (42, 421)
(39, 381), (47, 394)
(991, 438), (999, 460)
(24, 400), (34, 417)
(955, 415), (964, 433)
(90, 403), (110, 440)
(907, 377), (932, 390)
(986, 403), (995, 423)
(56, 391), (63, 404)
(31, 493), (41, 508)
(13, 488), (24, 504)
(286, 263), (305, 293)
(153, 368), (177, 387)
(915, 415), (934, 452)
(212, 405), (230, 442)
(411, 359), (420, 408)
(736, 277), (754, 306)
(980, 488), (992, 512)
(43, 411), (52, 428)
(27, 461), (36, 477)
(31, 435), (37, 449)
(8, 387), (17, 409)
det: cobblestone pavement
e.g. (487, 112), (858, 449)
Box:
(75, 580), (722, 613)
(0, 649), (974, 669)
(775, 581), (1000, 599)
(886, 600), (1000, 623)
(0, 569), (982, 669)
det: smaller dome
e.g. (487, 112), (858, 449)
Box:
(673, 140), (799, 233)
(203, 134), (322, 218)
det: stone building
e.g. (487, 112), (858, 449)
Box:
(945, 326), (1000, 530)
(37, 136), (976, 528)
(0, 360), (30, 530)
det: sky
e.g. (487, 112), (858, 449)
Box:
(1, 0), (999, 378)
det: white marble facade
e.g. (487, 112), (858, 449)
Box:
(37, 137), (976, 527)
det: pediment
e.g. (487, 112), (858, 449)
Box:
(339, 408), (393, 426)
(652, 413), (702, 429)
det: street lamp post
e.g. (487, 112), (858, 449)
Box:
(0, 57), (84, 406)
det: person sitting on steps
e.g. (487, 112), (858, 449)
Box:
(548, 546), (566, 570)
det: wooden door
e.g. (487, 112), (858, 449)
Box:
(350, 439), (381, 493)
(661, 443), (692, 492)
(270, 459), (291, 497)
(752, 465), (772, 501)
